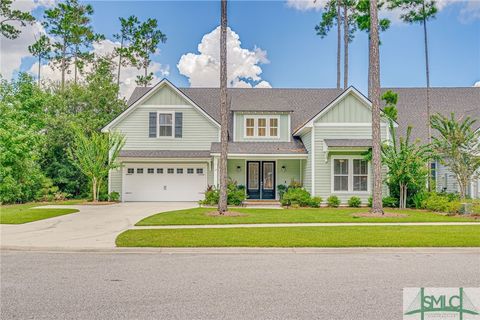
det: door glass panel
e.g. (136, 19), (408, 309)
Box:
(248, 163), (259, 190)
(263, 162), (274, 190)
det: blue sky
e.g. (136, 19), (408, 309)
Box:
(12, 0), (480, 95)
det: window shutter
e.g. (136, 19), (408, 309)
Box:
(175, 112), (183, 138)
(149, 112), (157, 137)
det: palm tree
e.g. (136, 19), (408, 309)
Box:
(369, 0), (383, 214)
(218, 0), (228, 214)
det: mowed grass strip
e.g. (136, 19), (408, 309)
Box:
(135, 207), (478, 226)
(116, 225), (480, 247)
(0, 203), (79, 224)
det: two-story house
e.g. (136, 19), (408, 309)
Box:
(102, 79), (480, 202)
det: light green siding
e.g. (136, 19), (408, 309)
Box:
(300, 130), (312, 194)
(317, 94), (372, 123)
(142, 85), (188, 105)
(277, 159), (302, 187)
(109, 167), (122, 196)
(312, 126), (389, 204)
(112, 88), (219, 150)
(234, 113), (290, 142)
(227, 159), (246, 186)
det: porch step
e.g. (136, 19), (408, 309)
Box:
(242, 200), (282, 209)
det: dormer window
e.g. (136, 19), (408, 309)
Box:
(244, 116), (279, 138)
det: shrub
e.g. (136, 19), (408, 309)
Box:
(288, 180), (303, 189)
(54, 191), (70, 201)
(411, 192), (428, 209)
(200, 180), (246, 206)
(281, 188), (311, 207)
(281, 188), (321, 207)
(368, 196), (373, 207)
(277, 184), (288, 199)
(327, 195), (340, 207)
(382, 196), (398, 208)
(348, 196), (362, 207)
(421, 193), (461, 214)
(108, 191), (120, 202)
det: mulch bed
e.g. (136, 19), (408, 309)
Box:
(352, 212), (408, 218)
(206, 211), (247, 217)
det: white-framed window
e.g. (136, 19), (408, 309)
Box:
(147, 168), (154, 174)
(177, 168), (183, 174)
(187, 168), (194, 174)
(157, 168), (163, 174)
(333, 159), (349, 192)
(196, 168), (204, 174)
(246, 118), (255, 137)
(167, 168), (174, 174)
(158, 112), (174, 137)
(353, 159), (368, 191)
(137, 168), (144, 174)
(244, 115), (280, 138)
(127, 168), (134, 174)
(331, 157), (370, 193)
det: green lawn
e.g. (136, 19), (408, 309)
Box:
(136, 207), (479, 226)
(0, 202), (79, 224)
(116, 225), (480, 247)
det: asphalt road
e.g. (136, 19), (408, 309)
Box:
(1, 250), (479, 320)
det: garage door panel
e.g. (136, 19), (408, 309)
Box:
(123, 163), (207, 202)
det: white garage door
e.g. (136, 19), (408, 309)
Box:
(123, 163), (207, 202)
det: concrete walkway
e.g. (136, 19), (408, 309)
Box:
(133, 221), (480, 229)
(0, 202), (196, 249)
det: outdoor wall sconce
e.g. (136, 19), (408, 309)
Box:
(281, 165), (287, 172)
(236, 165), (241, 172)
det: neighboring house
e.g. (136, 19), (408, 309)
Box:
(102, 79), (479, 202)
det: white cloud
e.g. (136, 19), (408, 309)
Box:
(474, 81), (480, 87)
(459, 0), (480, 23)
(285, 0), (326, 12)
(177, 26), (271, 88)
(28, 39), (169, 98)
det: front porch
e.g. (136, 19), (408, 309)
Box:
(220, 157), (306, 201)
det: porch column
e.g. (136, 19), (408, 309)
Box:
(213, 157), (218, 188)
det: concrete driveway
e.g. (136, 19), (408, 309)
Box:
(0, 202), (196, 249)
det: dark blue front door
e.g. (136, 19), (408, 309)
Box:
(247, 161), (275, 200)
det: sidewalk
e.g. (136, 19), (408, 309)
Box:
(132, 221), (480, 229)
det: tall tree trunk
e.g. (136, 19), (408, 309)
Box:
(369, 0), (384, 214)
(117, 37), (124, 88)
(92, 178), (97, 202)
(37, 56), (41, 87)
(218, 0), (229, 214)
(61, 41), (66, 90)
(368, 36), (372, 98)
(422, 3), (431, 145)
(74, 51), (78, 85)
(343, 2), (348, 89)
(336, 0), (341, 89)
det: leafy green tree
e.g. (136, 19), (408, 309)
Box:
(0, 74), (48, 203)
(430, 113), (480, 200)
(132, 18), (167, 87)
(43, 0), (103, 88)
(0, 0), (34, 39)
(68, 129), (124, 202)
(381, 91), (430, 208)
(113, 16), (140, 88)
(28, 35), (52, 86)
(388, 0), (437, 143)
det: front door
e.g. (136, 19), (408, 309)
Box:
(246, 161), (275, 200)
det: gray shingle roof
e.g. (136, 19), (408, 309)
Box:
(210, 139), (307, 155)
(324, 139), (372, 147)
(382, 87), (480, 143)
(127, 86), (479, 143)
(119, 150), (211, 158)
